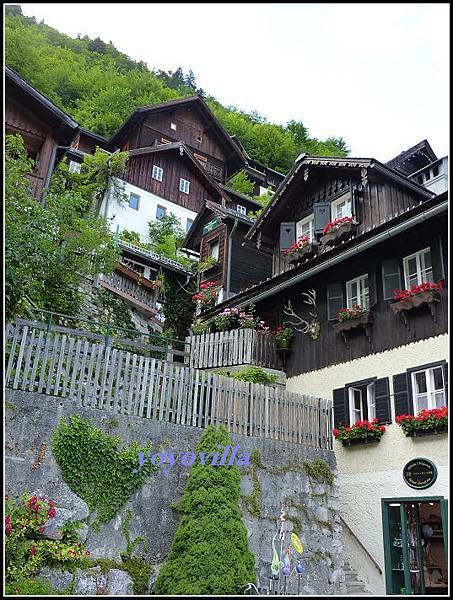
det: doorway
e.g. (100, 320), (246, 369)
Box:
(382, 498), (448, 595)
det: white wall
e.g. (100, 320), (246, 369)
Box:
(100, 178), (197, 243)
(286, 335), (449, 594)
(423, 157), (449, 195)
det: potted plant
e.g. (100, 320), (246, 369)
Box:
(333, 305), (373, 345)
(391, 281), (442, 323)
(283, 235), (317, 265)
(333, 418), (386, 446)
(320, 216), (356, 247)
(213, 307), (241, 332)
(190, 318), (211, 335)
(396, 406), (448, 437)
(192, 281), (219, 314)
(272, 326), (294, 349)
(197, 255), (219, 274)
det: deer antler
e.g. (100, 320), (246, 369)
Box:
(283, 300), (311, 333)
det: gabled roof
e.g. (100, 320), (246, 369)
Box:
(79, 127), (108, 145)
(106, 95), (246, 169)
(386, 139), (437, 174)
(127, 141), (225, 200)
(6, 65), (79, 145)
(245, 154), (435, 241)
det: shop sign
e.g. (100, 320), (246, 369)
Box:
(403, 457), (437, 489)
(203, 218), (221, 235)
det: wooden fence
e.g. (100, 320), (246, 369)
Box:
(5, 322), (333, 449)
(186, 328), (279, 370)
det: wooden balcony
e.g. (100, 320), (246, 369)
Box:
(100, 264), (159, 315)
(186, 328), (279, 369)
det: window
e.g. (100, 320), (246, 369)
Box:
(346, 274), (369, 309)
(296, 214), (315, 242)
(161, 138), (171, 144)
(196, 133), (203, 143)
(129, 193), (140, 211)
(331, 193), (352, 219)
(186, 218), (194, 232)
(348, 383), (376, 425)
(236, 204), (247, 215)
(156, 205), (167, 220)
(152, 165), (163, 181)
(424, 170), (431, 182)
(179, 178), (190, 194)
(411, 366), (446, 412)
(170, 122), (177, 131)
(403, 248), (433, 288)
(210, 240), (219, 260)
(69, 160), (81, 174)
(432, 165), (439, 177)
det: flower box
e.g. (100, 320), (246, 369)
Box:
(405, 424), (448, 438)
(333, 312), (373, 347)
(342, 437), (381, 447)
(320, 220), (357, 247)
(284, 243), (317, 266)
(390, 290), (440, 326)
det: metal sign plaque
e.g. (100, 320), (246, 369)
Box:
(403, 458), (437, 489)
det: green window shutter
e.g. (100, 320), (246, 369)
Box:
(393, 372), (413, 416)
(280, 222), (296, 251)
(313, 201), (331, 235)
(381, 258), (402, 300)
(327, 282), (344, 321)
(374, 377), (391, 423)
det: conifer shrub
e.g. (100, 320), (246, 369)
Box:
(155, 425), (256, 595)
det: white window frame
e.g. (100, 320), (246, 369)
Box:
(69, 160), (81, 174)
(186, 218), (194, 232)
(331, 193), (352, 220)
(236, 204), (247, 215)
(346, 274), (369, 310)
(348, 382), (376, 425)
(210, 240), (219, 261)
(296, 213), (314, 242)
(128, 192), (140, 211)
(179, 178), (190, 194)
(403, 248), (433, 288)
(152, 165), (163, 181)
(411, 366), (446, 413)
(170, 122), (177, 131)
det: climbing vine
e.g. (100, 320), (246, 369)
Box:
(51, 415), (156, 527)
(303, 459), (334, 486)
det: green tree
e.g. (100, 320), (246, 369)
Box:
(5, 134), (127, 319)
(147, 213), (193, 268)
(226, 170), (255, 196)
(155, 425), (256, 594)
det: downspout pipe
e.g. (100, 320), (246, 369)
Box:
(225, 218), (239, 299)
(227, 200), (448, 309)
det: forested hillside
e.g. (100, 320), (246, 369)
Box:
(5, 6), (349, 172)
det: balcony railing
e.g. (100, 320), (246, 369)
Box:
(186, 328), (279, 370)
(101, 266), (159, 314)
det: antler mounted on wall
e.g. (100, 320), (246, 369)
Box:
(283, 289), (320, 340)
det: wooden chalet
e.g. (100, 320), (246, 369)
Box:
(106, 95), (246, 183)
(66, 127), (108, 172)
(182, 193), (272, 301)
(5, 65), (79, 200)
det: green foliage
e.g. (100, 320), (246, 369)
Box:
(161, 272), (196, 339)
(5, 493), (90, 584)
(217, 366), (278, 384)
(94, 557), (152, 595)
(302, 459), (334, 486)
(93, 287), (139, 335)
(5, 134), (126, 320)
(120, 229), (150, 249)
(190, 318), (211, 335)
(51, 415), (157, 528)
(226, 170), (255, 196)
(147, 213), (194, 268)
(155, 425), (256, 595)
(197, 255), (219, 273)
(5, 576), (61, 596)
(5, 10), (349, 172)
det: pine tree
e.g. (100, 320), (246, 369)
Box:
(155, 425), (256, 594)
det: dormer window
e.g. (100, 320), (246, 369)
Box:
(236, 204), (247, 215)
(296, 214), (314, 242)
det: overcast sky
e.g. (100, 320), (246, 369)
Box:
(19, 3), (449, 161)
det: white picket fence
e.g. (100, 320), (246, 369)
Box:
(186, 328), (279, 370)
(5, 321), (333, 449)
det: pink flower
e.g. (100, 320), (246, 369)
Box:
(29, 544), (37, 556)
(86, 549), (90, 555)
(47, 507), (56, 518)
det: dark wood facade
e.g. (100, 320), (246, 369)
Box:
(5, 66), (79, 200)
(254, 215), (447, 378)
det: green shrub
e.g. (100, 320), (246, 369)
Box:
(303, 459), (334, 486)
(51, 415), (157, 527)
(5, 576), (61, 595)
(217, 366), (278, 384)
(155, 425), (256, 594)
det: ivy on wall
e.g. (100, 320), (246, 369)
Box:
(51, 415), (156, 527)
(155, 425), (256, 595)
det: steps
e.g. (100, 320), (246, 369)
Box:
(343, 562), (372, 595)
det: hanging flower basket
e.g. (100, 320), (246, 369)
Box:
(320, 217), (357, 247)
(333, 419), (386, 446)
(283, 236), (317, 265)
(396, 407), (448, 437)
